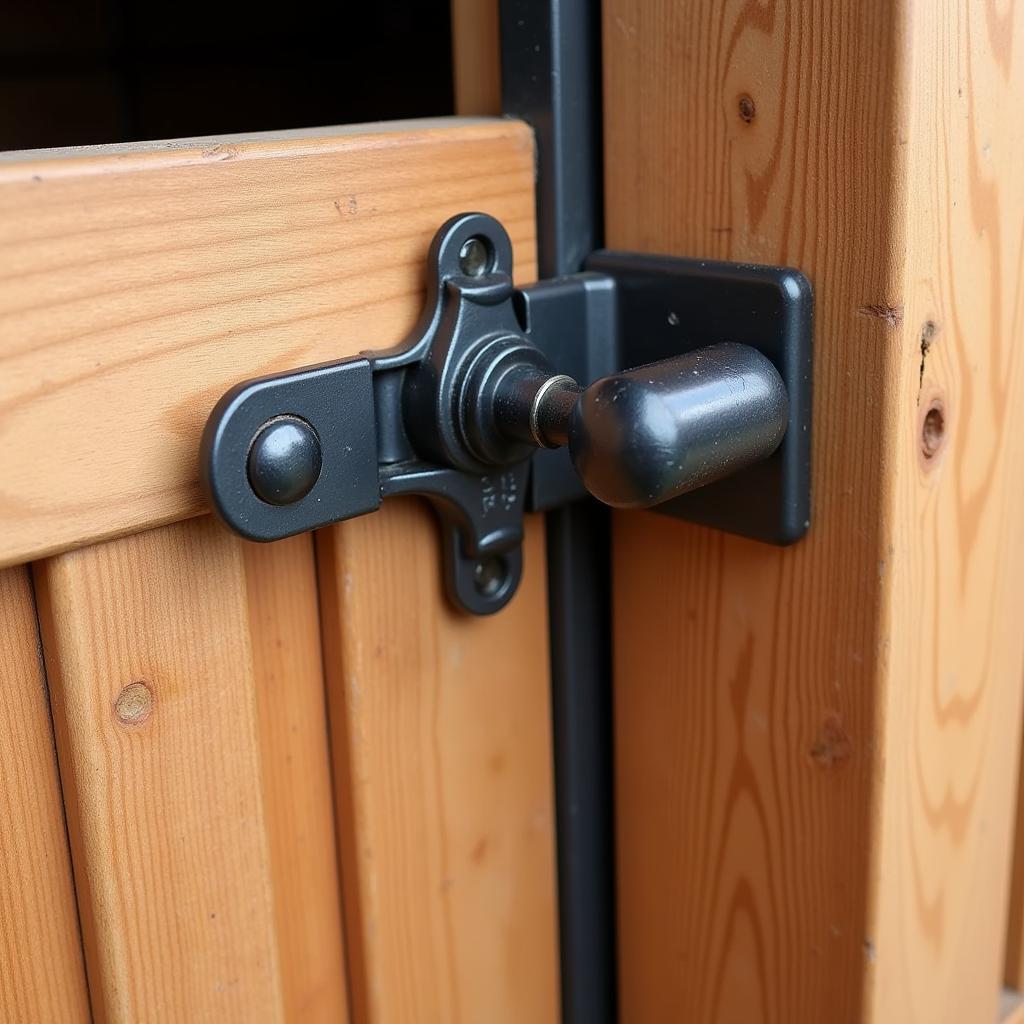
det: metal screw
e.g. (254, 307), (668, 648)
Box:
(459, 236), (491, 277)
(247, 415), (323, 505)
(473, 555), (507, 598)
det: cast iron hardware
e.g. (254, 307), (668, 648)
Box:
(201, 212), (813, 614)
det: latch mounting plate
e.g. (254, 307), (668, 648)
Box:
(586, 251), (813, 544)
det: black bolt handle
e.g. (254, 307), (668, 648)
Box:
(492, 341), (789, 509)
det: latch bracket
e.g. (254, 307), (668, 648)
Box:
(201, 212), (812, 614)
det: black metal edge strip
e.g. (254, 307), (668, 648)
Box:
(500, 3), (617, 1022)
(500, 0), (602, 280)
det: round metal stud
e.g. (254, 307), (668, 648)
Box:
(247, 416), (323, 506)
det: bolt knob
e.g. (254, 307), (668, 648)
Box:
(566, 342), (789, 508)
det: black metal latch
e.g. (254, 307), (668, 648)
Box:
(201, 212), (813, 614)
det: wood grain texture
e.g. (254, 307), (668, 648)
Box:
(35, 517), (349, 1022)
(317, 500), (560, 1024)
(0, 566), (91, 1023)
(451, 0), (501, 116)
(242, 535), (350, 1023)
(0, 117), (536, 567)
(868, 2), (1024, 1018)
(604, 1), (1024, 1022)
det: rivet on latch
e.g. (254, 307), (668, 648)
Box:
(247, 415), (323, 506)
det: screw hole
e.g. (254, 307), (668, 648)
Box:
(459, 236), (493, 277)
(922, 402), (945, 459)
(473, 555), (507, 598)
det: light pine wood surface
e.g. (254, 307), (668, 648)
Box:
(241, 535), (349, 1023)
(0, 566), (91, 1023)
(873, 2), (1024, 1018)
(0, 117), (536, 567)
(34, 518), (350, 1022)
(604, 1), (1024, 1022)
(2, 111), (557, 1022)
(317, 501), (560, 1024)
(36, 519), (284, 1021)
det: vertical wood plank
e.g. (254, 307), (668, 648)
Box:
(242, 535), (350, 1022)
(605, 6), (901, 1018)
(865, 1), (1024, 1018)
(317, 500), (560, 1023)
(604, 1), (1024, 1022)
(36, 518), (285, 1022)
(0, 566), (91, 1023)
(450, 0), (501, 116)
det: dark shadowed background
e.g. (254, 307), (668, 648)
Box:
(0, 0), (454, 151)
